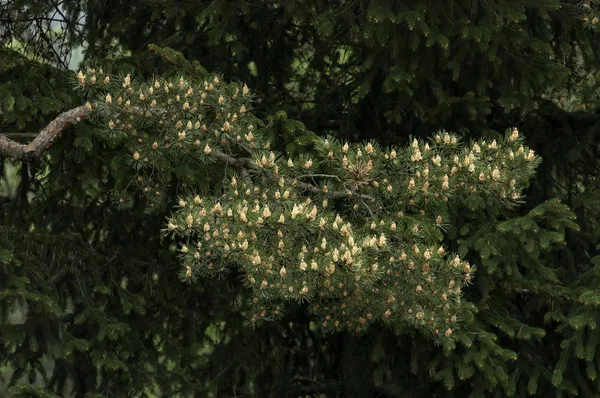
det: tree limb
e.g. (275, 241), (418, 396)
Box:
(0, 105), (378, 202)
(0, 105), (88, 161)
(212, 149), (252, 180)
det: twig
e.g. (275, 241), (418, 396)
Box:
(296, 173), (341, 180)
(294, 179), (377, 201)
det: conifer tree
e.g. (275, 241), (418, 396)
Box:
(0, 46), (581, 397)
(2, 0), (600, 396)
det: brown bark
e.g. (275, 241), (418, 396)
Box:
(0, 105), (88, 161)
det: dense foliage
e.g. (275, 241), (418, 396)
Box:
(1, 1), (600, 397)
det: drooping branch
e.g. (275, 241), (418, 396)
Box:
(0, 105), (88, 161)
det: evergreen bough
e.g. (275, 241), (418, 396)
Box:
(71, 57), (540, 340)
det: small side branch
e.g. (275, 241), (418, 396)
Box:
(294, 179), (377, 201)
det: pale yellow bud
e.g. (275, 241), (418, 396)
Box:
(262, 206), (272, 218)
(77, 70), (86, 85)
(299, 261), (307, 271)
(186, 215), (194, 227)
(491, 168), (501, 181)
(291, 204), (301, 219)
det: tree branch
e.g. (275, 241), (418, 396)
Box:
(0, 105), (378, 202)
(294, 178), (377, 201)
(0, 105), (88, 161)
(212, 149), (252, 180)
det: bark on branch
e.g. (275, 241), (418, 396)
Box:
(0, 105), (88, 161)
(0, 105), (377, 202)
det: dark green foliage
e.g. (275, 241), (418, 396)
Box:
(0, 49), (76, 133)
